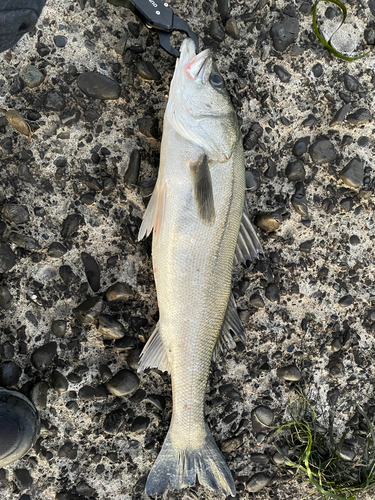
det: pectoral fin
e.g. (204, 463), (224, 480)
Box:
(234, 203), (263, 264)
(137, 322), (170, 374)
(138, 181), (167, 244)
(190, 155), (215, 224)
(213, 293), (244, 361)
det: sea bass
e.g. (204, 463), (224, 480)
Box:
(137, 38), (262, 497)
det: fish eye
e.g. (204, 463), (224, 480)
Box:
(209, 73), (224, 90)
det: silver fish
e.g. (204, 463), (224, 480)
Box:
(138, 38), (262, 497)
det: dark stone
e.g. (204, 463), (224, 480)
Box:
(137, 117), (159, 139)
(81, 252), (100, 292)
(309, 140), (336, 164)
(246, 472), (272, 493)
(75, 296), (105, 324)
(9, 232), (40, 251)
(106, 282), (133, 302)
(274, 64), (291, 83)
(0, 242), (15, 273)
(299, 239), (314, 252)
(265, 158), (277, 178)
(330, 104), (351, 126)
(286, 160), (305, 181)
(340, 158), (364, 188)
(225, 17), (240, 39)
(358, 136), (369, 147)
(20, 65), (44, 88)
(114, 336), (134, 350)
(45, 91), (66, 112)
(78, 386), (95, 401)
(2, 204), (29, 225)
(312, 63), (323, 77)
(343, 73), (359, 92)
(1, 137), (13, 154)
(48, 242), (67, 258)
(61, 214), (83, 238)
(30, 381), (49, 410)
(0, 285), (13, 310)
(339, 295), (353, 307)
(209, 20), (225, 42)
(59, 265), (80, 286)
(349, 235), (360, 245)
(60, 109), (81, 126)
(77, 72), (121, 100)
(270, 17), (299, 51)
(124, 149), (141, 188)
(136, 60), (161, 81)
(51, 371), (68, 393)
(147, 394), (165, 411)
(217, 0), (229, 23)
(54, 35), (67, 47)
(265, 283), (280, 303)
(14, 469), (33, 489)
(243, 122), (263, 150)
(245, 170), (260, 191)
(106, 369), (140, 397)
(291, 181), (308, 216)
(31, 342), (57, 370)
(103, 409), (125, 434)
(250, 293), (265, 308)
(292, 137), (310, 156)
(97, 314), (126, 339)
(277, 365), (301, 381)
(346, 108), (371, 125)
(302, 114), (317, 126)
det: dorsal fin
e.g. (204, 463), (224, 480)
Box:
(137, 322), (170, 374)
(213, 293), (244, 361)
(234, 203), (262, 265)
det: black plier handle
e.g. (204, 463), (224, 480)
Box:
(120, 0), (199, 56)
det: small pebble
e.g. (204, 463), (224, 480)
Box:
(20, 65), (45, 88)
(246, 473), (272, 493)
(339, 443), (355, 461)
(30, 381), (49, 410)
(0, 285), (13, 310)
(131, 416), (150, 433)
(51, 371), (69, 393)
(54, 35), (67, 47)
(277, 365), (301, 381)
(327, 387), (340, 405)
(312, 63), (323, 77)
(266, 283), (280, 303)
(136, 60), (161, 81)
(340, 158), (364, 188)
(302, 114), (317, 126)
(243, 122), (263, 150)
(106, 369), (140, 397)
(255, 212), (282, 232)
(245, 170), (260, 191)
(59, 265), (80, 286)
(217, 0), (229, 23)
(0, 242), (16, 272)
(78, 386), (96, 401)
(103, 408), (125, 434)
(137, 117), (159, 139)
(339, 295), (353, 307)
(5, 110), (31, 136)
(250, 293), (265, 308)
(292, 137), (310, 156)
(265, 158), (277, 178)
(60, 109), (81, 126)
(106, 282), (133, 302)
(274, 65), (291, 83)
(48, 242), (66, 258)
(81, 252), (100, 292)
(346, 108), (371, 125)
(331, 338), (342, 352)
(299, 239), (314, 252)
(77, 71), (121, 100)
(61, 214), (83, 238)
(349, 235), (360, 245)
(9, 232), (41, 250)
(97, 314), (126, 339)
(124, 150), (141, 188)
(31, 342), (57, 370)
(209, 20), (225, 42)
(343, 73), (359, 92)
(225, 17), (240, 39)
(45, 91), (66, 112)
(270, 18), (299, 52)
(291, 182), (308, 216)
(2, 204), (29, 225)
(75, 296), (105, 324)
(252, 406), (274, 433)
(357, 136), (369, 147)
(329, 104), (351, 126)
(285, 160), (305, 181)
(309, 140), (336, 164)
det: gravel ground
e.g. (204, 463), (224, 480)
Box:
(0, 0), (374, 499)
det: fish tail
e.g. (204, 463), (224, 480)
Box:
(145, 426), (236, 497)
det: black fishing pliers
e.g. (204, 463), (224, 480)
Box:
(122, 0), (199, 57)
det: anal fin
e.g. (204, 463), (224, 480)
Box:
(137, 322), (170, 373)
(213, 294), (245, 361)
(234, 202), (263, 265)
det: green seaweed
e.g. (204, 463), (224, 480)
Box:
(312, 0), (372, 61)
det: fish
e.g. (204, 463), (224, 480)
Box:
(137, 38), (262, 497)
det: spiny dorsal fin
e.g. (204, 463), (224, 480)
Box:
(234, 203), (263, 265)
(213, 293), (244, 361)
(137, 322), (170, 373)
(190, 155), (215, 224)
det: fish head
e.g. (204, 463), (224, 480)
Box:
(166, 39), (239, 162)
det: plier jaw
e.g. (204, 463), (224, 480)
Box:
(119, 0), (199, 57)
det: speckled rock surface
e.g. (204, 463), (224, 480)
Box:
(0, 0), (374, 499)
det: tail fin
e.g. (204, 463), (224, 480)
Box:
(145, 427), (236, 497)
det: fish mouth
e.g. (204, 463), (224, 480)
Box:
(180, 39), (211, 81)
